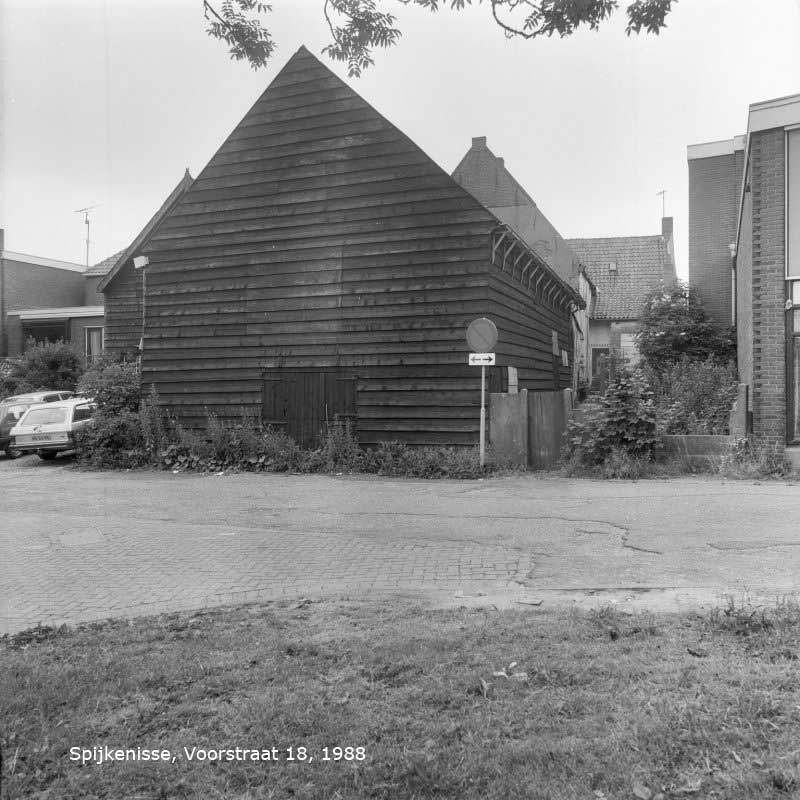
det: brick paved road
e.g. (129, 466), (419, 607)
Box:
(2, 455), (800, 632)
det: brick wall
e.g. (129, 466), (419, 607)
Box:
(737, 188), (754, 396)
(749, 129), (787, 445)
(688, 151), (743, 327)
(0, 258), (85, 356)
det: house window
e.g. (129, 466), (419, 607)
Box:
(85, 327), (104, 362)
(22, 320), (69, 346)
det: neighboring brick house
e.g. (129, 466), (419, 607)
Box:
(567, 221), (677, 379)
(687, 136), (746, 328)
(451, 137), (595, 388)
(0, 229), (102, 359)
(688, 93), (800, 460)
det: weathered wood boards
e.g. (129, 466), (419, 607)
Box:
(107, 45), (580, 447)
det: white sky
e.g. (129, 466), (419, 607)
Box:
(2, 0), (799, 279)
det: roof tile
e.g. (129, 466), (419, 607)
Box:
(566, 235), (674, 320)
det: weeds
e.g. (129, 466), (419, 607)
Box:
(716, 438), (795, 480)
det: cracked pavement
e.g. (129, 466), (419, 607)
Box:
(2, 456), (800, 633)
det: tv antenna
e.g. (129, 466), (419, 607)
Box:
(656, 189), (666, 218)
(74, 204), (101, 267)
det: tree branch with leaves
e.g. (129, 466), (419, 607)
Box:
(203, 0), (675, 75)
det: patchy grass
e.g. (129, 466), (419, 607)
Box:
(3, 599), (800, 799)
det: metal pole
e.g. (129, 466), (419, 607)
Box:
(480, 364), (486, 467)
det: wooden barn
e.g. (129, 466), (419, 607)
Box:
(112, 46), (583, 448)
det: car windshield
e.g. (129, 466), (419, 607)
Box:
(21, 407), (69, 426)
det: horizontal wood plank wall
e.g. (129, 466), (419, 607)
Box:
(103, 260), (142, 355)
(488, 268), (573, 391)
(136, 47), (570, 444)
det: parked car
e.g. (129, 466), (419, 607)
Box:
(9, 397), (96, 460)
(0, 391), (75, 458)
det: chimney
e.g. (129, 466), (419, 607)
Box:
(661, 216), (673, 241)
(0, 228), (4, 253)
(471, 136), (487, 150)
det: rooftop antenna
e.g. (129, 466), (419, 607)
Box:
(74, 204), (101, 267)
(656, 189), (666, 218)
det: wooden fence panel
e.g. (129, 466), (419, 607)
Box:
(527, 390), (571, 469)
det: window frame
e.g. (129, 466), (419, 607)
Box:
(84, 326), (104, 362)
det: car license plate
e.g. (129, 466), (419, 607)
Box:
(18, 433), (67, 444)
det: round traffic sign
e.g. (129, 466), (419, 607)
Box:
(466, 317), (498, 352)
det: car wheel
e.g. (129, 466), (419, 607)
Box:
(4, 446), (22, 459)
(37, 450), (58, 461)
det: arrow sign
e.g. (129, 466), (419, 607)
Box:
(468, 353), (496, 365)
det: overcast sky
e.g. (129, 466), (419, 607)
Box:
(2, 0), (799, 278)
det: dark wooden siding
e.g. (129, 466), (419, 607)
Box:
(488, 267), (573, 391)
(103, 260), (142, 355)
(136, 46), (573, 445)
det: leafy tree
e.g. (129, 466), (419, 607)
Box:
(636, 280), (735, 372)
(204, 0), (675, 75)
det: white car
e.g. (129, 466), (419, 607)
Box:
(10, 397), (97, 460)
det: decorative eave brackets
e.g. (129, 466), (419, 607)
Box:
(490, 225), (585, 315)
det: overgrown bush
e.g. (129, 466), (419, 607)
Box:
(645, 356), (739, 435)
(0, 340), (83, 397)
(77, 356), (141, 413)
(562, 369), (658, 470)
(74, 410), (149, 469)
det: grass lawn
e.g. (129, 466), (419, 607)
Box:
(3, 598), (800, 799)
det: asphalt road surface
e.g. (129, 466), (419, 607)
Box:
(2, 454), (799, 633)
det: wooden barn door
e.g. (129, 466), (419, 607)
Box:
(261, 370), (357, 449)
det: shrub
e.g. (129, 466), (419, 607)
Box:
(563, 369), (658, 469)
(77, 356), (141, 413)
(74, 410), (149, 469)
(160, 413), (303, 473)
(1, 339), (83, 396)
(645, 357), (738, 435)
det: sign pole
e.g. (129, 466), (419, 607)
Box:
(480, 364), (486, 467)
(466, 317), (498, 471)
